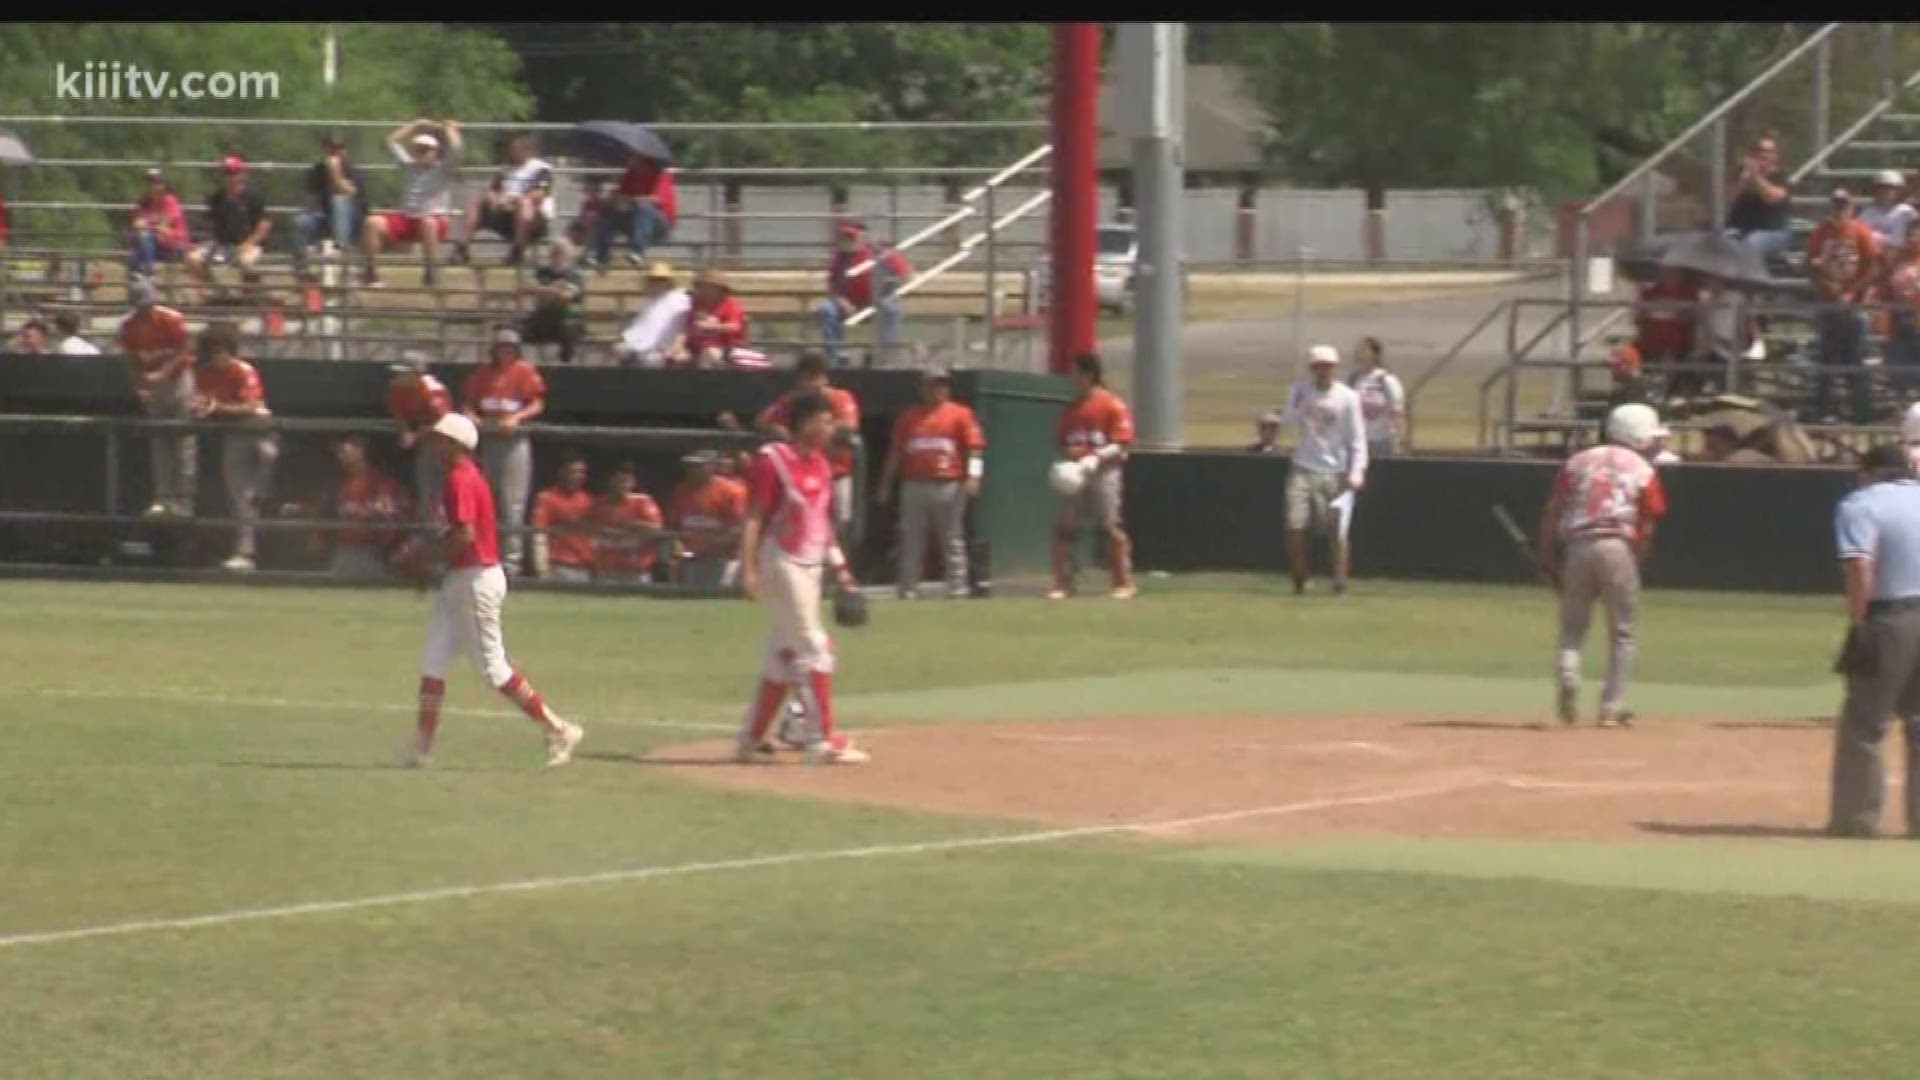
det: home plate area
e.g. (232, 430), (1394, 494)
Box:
(659, 714), (1844, 843)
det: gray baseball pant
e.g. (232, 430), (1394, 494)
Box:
(1829, 603), (1920, 837)
(480, 435), (532, 572)
(144, 370), (198, 514)
(898, 479), (968, 596)
(1556, 536), (1639, 712)
(221, 434), (278, 559)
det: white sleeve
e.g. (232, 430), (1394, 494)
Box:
(1346, 389), (1369, 482)
(1386, 374), (1407, 415)
(388, 140), (410, 167)
(1276, 382), (1304, 426)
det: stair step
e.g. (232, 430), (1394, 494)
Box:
(1831, 141), (1920, 152)
(1811, 167), (1914, 179)
(1876, 114), (1920, 124)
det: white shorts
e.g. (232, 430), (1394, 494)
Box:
(759, 546), (833, 683)
(420, 565), (514, 687)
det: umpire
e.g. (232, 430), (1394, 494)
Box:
(1829, 442), (1920, 838)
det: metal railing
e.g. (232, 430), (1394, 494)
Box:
(1566, 23), (1910, 364)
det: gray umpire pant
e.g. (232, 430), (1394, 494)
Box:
(1830, 600), (1920, 837)
(480, 435), (532, 572)
(144, 370), (198, 513)
(898, 479), (968, 596)
(221, 433), (278, 559)
(1556, 536), (1640, 712)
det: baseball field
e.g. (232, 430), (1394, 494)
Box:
(3, 574), (1917, 1078)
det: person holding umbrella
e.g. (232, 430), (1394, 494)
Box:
(587, 142), (676, 271)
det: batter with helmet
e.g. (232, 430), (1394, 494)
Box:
(1535, 403), (1671, 728)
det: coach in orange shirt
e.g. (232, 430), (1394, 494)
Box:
(1051, 352), (1137, 601)
(591, 461), (664, 586)
(190, 321), (279, 573)
(530, 453), (596, 584)
(758, 349), (862, 535)
(119, 279), (197, 518)
(669, 449), (748, 592)
(877, 367), (984, 599)
(462, 326), (547, 574)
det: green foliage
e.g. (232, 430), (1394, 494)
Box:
(0, 23), (531, 244)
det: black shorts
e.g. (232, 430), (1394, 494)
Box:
(478, 205), (550, 242)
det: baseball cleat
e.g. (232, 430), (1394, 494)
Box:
(1046, 588), (1070, 601)
(397, 739), (433, 769)
(1598, 707), (1636, 729)
(897, 587), (920, 601)
(733, 738), (776, 764)
(805, 735), (870, 766)
(1332, 581), (1348, 597)
(543, 720), (585, 767)
(222, 554), (256, 574)
(1556, 683), (1578, 726)
(1110, 584), (1138, 600)
(143, 502), (170, 519)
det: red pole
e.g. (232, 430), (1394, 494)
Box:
(1049, 22), (1100, 376)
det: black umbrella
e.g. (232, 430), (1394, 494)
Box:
(568, 120), (671, 166)
(1616, 234), (1679, 285)
(1658, 231), (1774, 290)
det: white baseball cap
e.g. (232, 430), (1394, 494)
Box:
(409, 133), (440, 151)
(1307, 344), (1339, 366)
(431, 412), (478, 451)
(1606, 402), (1668, 451)
(1875, 169), (1906, 189)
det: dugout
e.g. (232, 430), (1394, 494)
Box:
(0, 355), (1072, 584)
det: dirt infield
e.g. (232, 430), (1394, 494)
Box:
(658, 714), (1848, 843)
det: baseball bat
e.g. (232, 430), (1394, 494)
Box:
(1490, 503), (1553, 582)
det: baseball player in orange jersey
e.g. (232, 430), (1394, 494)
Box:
(190, 322), (279, 573)
(324, 435), (410, 579)
(758, 349), (862, 534)
(398, 412), (583, 769)
(734, 391), (870, 766)
(387, 353), (453, 519)
(1536, 403), (1671, 728)
(530, 454), (597, 584)
(1051, 352), (1138, 600)
(120, 279), (197, 517)
(877, 367), (985, 599)
(669, 450), (748, 592)
(461, 326), (547, 574)
(591, 461), (665, 585)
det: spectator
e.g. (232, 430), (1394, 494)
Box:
(1605, 340), (1658, 415)
(1807, 187), (1881, 422)
(818, 223), (910, 366)
(385, 352), (454, 515)
(758, 349), (862, 533)
(1886, 229), (1920, 391)
(292, 134), (368, 280)
(519, 238), (586, 364)
(455, 133), (552, 267)
(684, 266), (748, 368)
(568, 176), (604, 249)
(1861, 169), (1916, 248)
(1726, 134), (1793, 260)
(320, 435), (410, 579)
(128, 168), (190, 280)
(591, 460), (664, 585)
(1672, 272), (1752, 405)
(586, 150), (676, 270)
(189, 321), (279, 573)
(1247, 412), (1284, 453)
(460, 326), (546, 574)
(1348, 335), (1406, 460)
(618, 261), (692, 366)
(364, 117), (462, 288)
(1633, 266), (1698, 366)
(185, 156), (268, 285)
(12, 319), (49, 354)
(530, 453), (597, 584)
(119, 280), (195, 517)
(52, 312), (99, 356)
(668, 449), (747, 592)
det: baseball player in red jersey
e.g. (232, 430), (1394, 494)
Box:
(530, 454), (596, 584)
(1536, 403), (1671, 728)
(189, 322), (279, 573)
(734, 392), (870, 766)
(398, 412), (583, 768)
(758, 349), (862, 534)
(1051, 352), (1138, 600)
(386, 353), (453, 518)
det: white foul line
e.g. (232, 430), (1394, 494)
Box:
(31, 687), (733, 733)
(0, 776), (1481, 952)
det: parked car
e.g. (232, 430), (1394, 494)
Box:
(1029, 223), (1184, 318)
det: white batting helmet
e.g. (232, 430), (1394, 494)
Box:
(1605, 403), (1668, 452)
(1901, 401), (1920, 443)
(430, 412), (479, 452)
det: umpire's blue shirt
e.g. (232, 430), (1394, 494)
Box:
(1836, 479), (1920, 600)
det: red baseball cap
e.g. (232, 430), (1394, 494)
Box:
(838, 222), (866, 237)
(221, 155), (247, 174)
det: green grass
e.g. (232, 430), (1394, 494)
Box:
(3, 576), (1915, 1078)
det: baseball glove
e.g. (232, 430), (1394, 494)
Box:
(832, 587), (870, 628)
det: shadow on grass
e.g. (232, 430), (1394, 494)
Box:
(218, 760), (402, 772)
(576, 750), (743, 768)
(1404, 719), (1547, 732)
(1636, 822), (1830, 840)
(1708, 718), (1833, 731)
